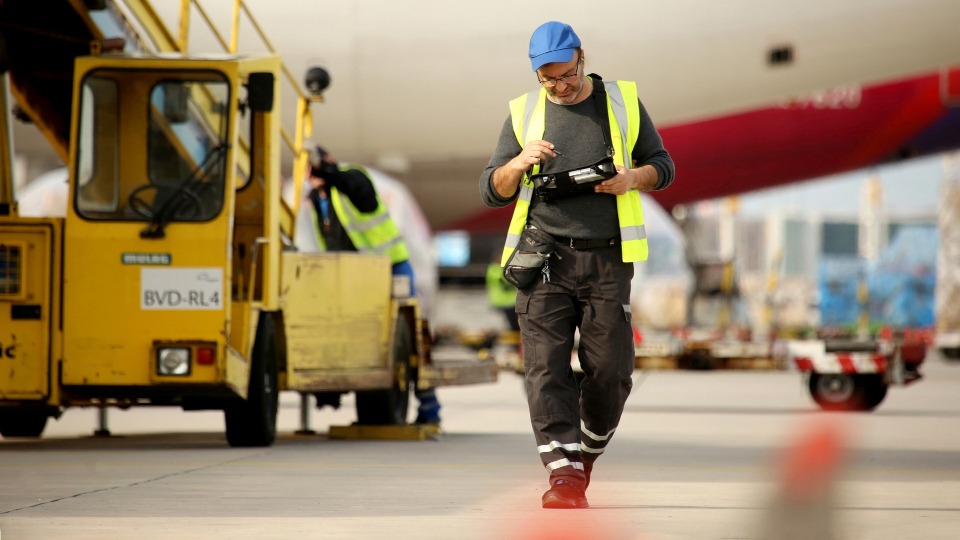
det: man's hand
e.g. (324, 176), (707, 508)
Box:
(310, 156), (344, 190)
(493, 140), (558, 198)
(510, 140), (559, 173)
(595, 164), (659, 195)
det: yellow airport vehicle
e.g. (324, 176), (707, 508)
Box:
(0, 1), (496, 446)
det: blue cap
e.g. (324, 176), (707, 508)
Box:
(528, 21), (581, 72)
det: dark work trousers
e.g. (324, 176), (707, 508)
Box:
(515, 242), (635, 488)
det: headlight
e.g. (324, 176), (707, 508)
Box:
(157, 347), (191, 376)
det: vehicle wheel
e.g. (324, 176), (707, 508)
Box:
(862, 377), (888, 410)
(808, 373), (887, 412)
(940, 347), (960, 361)
(225, 314), (279, 447)
(679, 349), (715, 370)
(355, 316), (412, 425)
(0, 410), (49, 438)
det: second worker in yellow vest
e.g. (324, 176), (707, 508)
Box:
(478, 21), (675, 510)
(306, 146), (441, 425)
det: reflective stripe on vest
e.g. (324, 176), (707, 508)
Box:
(500, 79), (649, 265)
(327, 165), (410, 264)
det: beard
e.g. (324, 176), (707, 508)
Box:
(546, 75), (587, 105)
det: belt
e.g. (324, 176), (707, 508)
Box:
(552, 235), (621, 250)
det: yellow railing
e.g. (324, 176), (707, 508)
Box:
(114, 0), (323, 239)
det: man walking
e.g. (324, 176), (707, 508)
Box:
(478, 21), (674, 508)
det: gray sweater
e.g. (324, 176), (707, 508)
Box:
(479, 78), (675, 240)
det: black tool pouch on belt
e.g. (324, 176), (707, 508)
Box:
(503, 228), (558, 289)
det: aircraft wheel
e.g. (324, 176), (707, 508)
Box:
(225, 315), (279, 447)
(356, 316), (412, 425)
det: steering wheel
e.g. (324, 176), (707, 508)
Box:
(128, 183), (204, 219)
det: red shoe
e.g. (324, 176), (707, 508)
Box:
(541, 479), (589, 509)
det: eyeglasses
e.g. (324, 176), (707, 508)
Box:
(537, 55), (582, 88)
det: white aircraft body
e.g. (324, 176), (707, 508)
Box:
(9, 0), (960, 228)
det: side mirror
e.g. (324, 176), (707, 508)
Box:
(246, 72), (275, 112)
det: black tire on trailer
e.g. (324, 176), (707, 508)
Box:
(0, 409), (49, 438)
(355, 315), (413, 425)
(940, 347), (960, 361)
(224, 314), (279, 447)
(861, 376), (889, 410)
(808, 373), (887, 412)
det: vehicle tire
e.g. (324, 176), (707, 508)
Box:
(861, 377), (889, 410)
(0, 410), (49, 438)
(224, 314), (279, 447)
(680, 349), (715, 370)
(940, 347), (960, 361)
(355, 316), (412, 425)
(808, 373), (887, 412)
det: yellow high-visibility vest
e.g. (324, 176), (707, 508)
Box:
(500, 79), (648, 265)
(315, 164), (409, 264)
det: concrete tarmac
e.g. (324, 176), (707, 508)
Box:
(1, 355), (959, 540)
